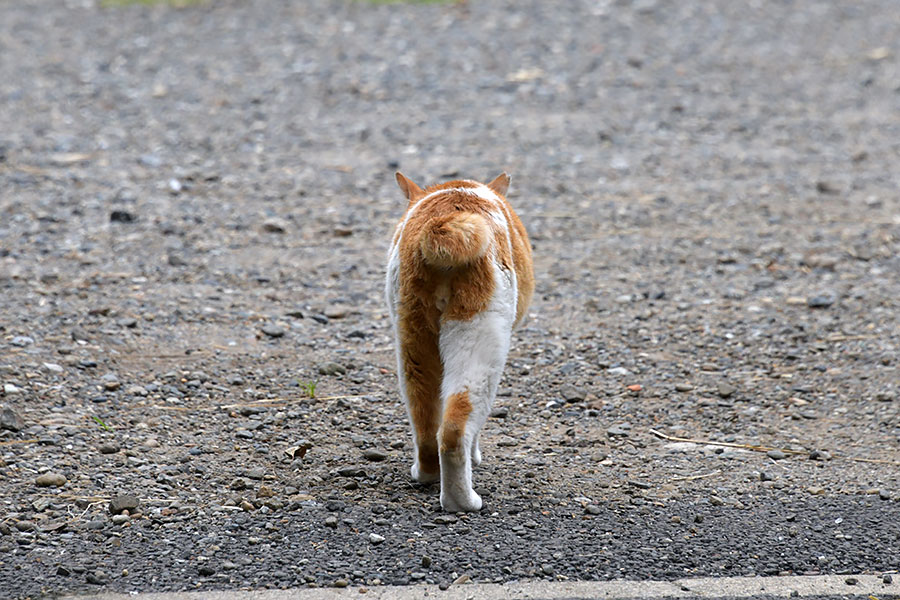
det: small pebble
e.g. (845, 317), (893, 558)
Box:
(85, 571), (108, 585)
(35, 473), (67, 488)
(109, 495), (140, 515)
(767, 449), (787, 460)
(368, 533), (385, 544)
(363, 449), (387, 462)
(10, 336), (34, 347)
(333, 578), (349, 588)
(262, 218), (288, 234)
(845, 577), (858, 586)
(606, 425), (630, 438)
(260, 324), (286, 338)
(434, 515), (457, 525)
(584, 504), (602, 515)
(1, 407), (25, 432)
(717, 382), (736, 398)
(318, 362), (346, 376)
(807, 294), (835, 308)
(883, 574), (893, 584)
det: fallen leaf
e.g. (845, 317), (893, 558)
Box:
(284, 440), (314, 459)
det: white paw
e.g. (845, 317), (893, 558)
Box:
(441, 489), (482, 512)
(411, 462), (439, 484)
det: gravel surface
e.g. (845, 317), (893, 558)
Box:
(1, 0), (899, 598)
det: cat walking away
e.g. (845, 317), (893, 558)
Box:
(385, 172), (534, 512)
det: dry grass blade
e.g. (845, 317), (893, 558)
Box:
(0, 439), (40, 446)
(649, 429), (807, 455)
(649, 429), (900, 466)
(671, 470), (722, 482)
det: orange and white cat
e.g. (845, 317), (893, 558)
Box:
(385, 172), (534, 512)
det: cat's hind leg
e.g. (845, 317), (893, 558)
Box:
(438, 307), (513, 512)
(397, 318), (442, 484)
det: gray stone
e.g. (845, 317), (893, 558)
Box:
(363, 449), (387, 462)
(490, 406), (509, 418)
(766, 449), (787, 460)
(318, 362), (346, 376)
(1, 407), (25, 432)
(368, 533), (385, 544)
(246, 467), (266, 480)
(10, 336), (34, 347)
(717, 382), (736, 398)
(807, 293), (836, 308)
(98, 443), (120, 454)
(607, 425), (630, 438)
(262, 217), (289, 234)
(560, 385), (586, 402)
(260, 323), (286, 338)
(433, 515), (457, 525)
(109, 494), (140, 514)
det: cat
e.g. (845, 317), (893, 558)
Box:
(385, 172), (534, 512)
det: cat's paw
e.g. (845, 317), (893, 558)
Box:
(441, 489), (482, 512)
(411, 462), (440, 484)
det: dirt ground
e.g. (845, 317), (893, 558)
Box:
(1, 0), (899, 597)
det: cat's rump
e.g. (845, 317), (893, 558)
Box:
(418, 212), (490, 269)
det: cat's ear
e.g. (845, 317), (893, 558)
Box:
(486, 172), (510, 197)
(396, 172), (424, 203)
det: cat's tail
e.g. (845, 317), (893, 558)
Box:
(419, 213), (491, 268)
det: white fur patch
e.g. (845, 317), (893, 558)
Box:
(436, 261), (516, 512)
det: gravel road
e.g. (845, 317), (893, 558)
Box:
(1, 0), (899, 598)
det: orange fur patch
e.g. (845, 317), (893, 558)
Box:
(397, 303), (442, 476)
(439, 390), (472, 454)
(419, 212), (490, 268)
